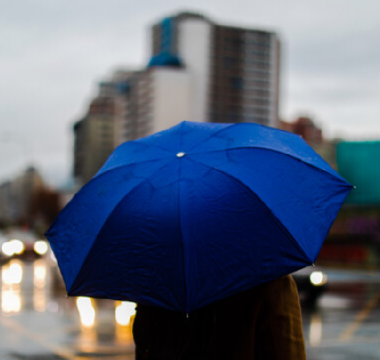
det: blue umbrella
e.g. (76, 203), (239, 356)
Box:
(46, 121), (352, 313)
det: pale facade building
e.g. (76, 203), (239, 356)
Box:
(114, 11), (281, 144)
(73, 11), (281, 184)
(151, 12), (281, 127)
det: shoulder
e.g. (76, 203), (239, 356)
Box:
(267, 274), (297, 291)
(263, 274), (299, 304)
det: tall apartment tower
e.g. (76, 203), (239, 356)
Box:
(151, 12), (281, 127)
(73, 12), (281, 185)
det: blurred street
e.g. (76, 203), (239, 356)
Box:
(0, 257), (380, 359)
(0, 257), (135, 360)
(303, 269), (380, 359)
(0, 2), (379, 359)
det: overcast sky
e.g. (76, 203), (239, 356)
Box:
(0, 0), (379, 186)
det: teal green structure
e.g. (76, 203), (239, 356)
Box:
(337, 141), (380, 204)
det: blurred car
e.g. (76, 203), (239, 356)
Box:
(1, 229), (49, 262)
(292, 266), (328, 305)
(1, 239), (49, 261)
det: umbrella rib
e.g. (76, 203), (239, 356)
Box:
(132, 138), (178, 154)
(92, 155), (173, 180)
(190, 147), (351, 185)
(184, 122), (298, 154)
(184, 156), (313, 264)
(68, 159), (182, 299)
(178, 125), (189, 313)
(185, 123), (238, 152)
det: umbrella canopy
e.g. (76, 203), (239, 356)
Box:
(46, 121), (352, 313)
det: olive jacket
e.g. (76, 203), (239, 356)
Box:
(133, 274), (306, 360)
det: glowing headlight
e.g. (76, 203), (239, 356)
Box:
(2, 240), (24, 256)
(10, 240), (25, 255)
(310, 271), (326, 286)
(2, 242), (14, 256)
(34, 241), (49, 255)
(76, 297), (96, 327)
(115, 301), (136, 326)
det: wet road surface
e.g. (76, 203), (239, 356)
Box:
(303, 269), (380, 359)
(1, 258), (380, 359)
(0, 258), (135, 360)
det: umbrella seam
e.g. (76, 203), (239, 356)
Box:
(185, 122), (238, 152)
(93, 156), (174, 180)
(184, 122), (301, 153)
(183, 156), (313, 264)
(46, 158), (173, 238)
(68, 160), (184, 307)
(131, 138), (177, 154)
(189, 147), (352, 186)
(178, 122), (189, 313)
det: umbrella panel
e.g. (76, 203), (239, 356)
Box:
(189, 148), (351, 261)
(47, 158), (173, 291)
(70, 158), (309, 312)
(48, 121), (352, 313)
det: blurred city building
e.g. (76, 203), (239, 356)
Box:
(280, 116), (337, 169)
(319, 141), (380, 269)
(111, 70), (149, 146)
(73, 11), (281, 185)
(278, 117), (380, 268)
(337, 141), (380, 205)
(0, 167), (45, 226)
(0, 166), (68, 235)
(112, 67), (192, 147)
(280, 116), (323, 145)
(73, 85), (116, 184)
(151, 12), (280, 127)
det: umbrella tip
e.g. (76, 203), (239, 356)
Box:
(312, 263), (315, 267)
(177, 152), (186, 158)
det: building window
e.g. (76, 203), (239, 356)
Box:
(231, 77), (243, 90)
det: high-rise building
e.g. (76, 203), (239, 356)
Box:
(112, 67), (192, 147)
(111, 64), (192, 147)
(73, 11), (281, 184)
(151, 12), (281, 127)
(115, 11), (281, 144)
(107, 70), (146, 146)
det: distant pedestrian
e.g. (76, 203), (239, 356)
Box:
(133, 274), (306, 360)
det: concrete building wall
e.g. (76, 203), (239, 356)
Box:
(149, 11), (281, 127)
(177, 18), (212, 122)
(151, 68), (192, 133)
(240, 30), (277, 126)
(269, 34), (281, 128)
(84, 114), (114, 183)
(74, 110), (115, 185)
(73, 12), (282, 188)
(110, 70), (142, 146)
(136, 70), (154, 138)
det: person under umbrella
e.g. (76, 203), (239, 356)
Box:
(46, 121), (352, 359)
(133, 274), (305, 360)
